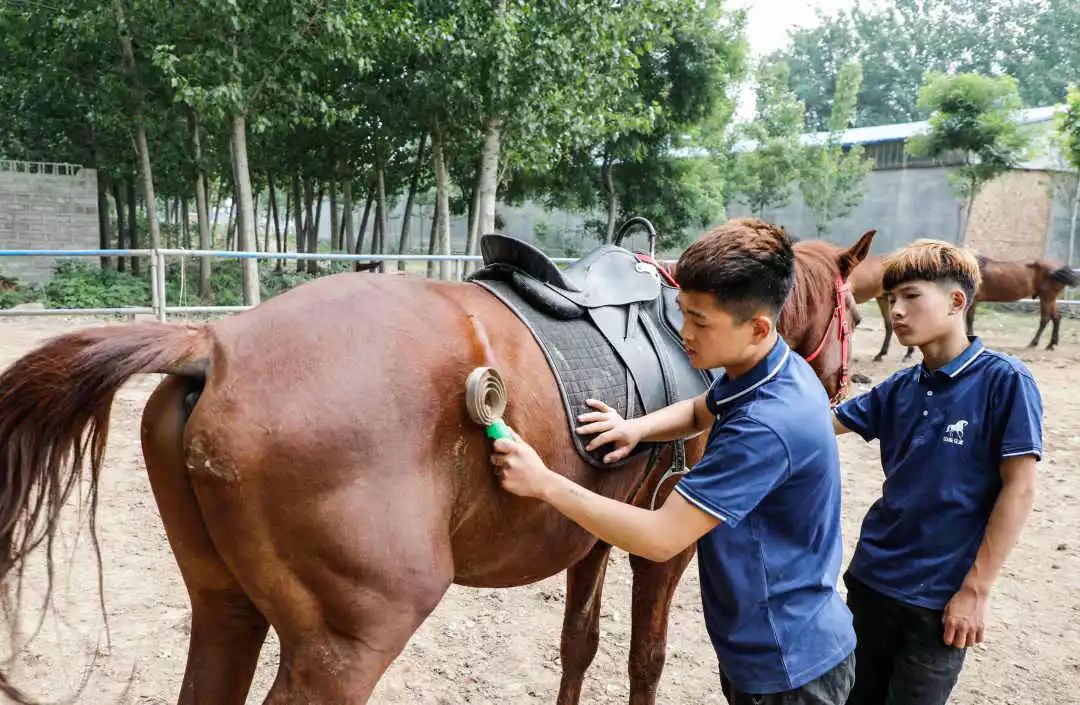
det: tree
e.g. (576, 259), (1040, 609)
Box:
(505, 0), (747, 249)
(1055, 85), (1080, 266)
(907, 72), (1030, 243)
(798, 60), (872, 236)
(730, 60), (805, 216)
(772, 0), (1080, 129)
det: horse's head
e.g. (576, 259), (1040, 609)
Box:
(782, 229), (876, 404)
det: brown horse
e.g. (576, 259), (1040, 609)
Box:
(968, 256), (1080, 350)
(0, 228), (874, 704)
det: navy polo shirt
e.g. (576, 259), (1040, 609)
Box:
(675, 337), (855, 694)
(835, 338), (1043, 610)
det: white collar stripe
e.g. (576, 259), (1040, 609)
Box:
(715, 348), (791, 406)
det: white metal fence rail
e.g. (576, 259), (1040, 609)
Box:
(0, 248), (578, 321)
(2, 248), (1078, 322)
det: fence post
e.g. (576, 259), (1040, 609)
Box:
(155, 250), (168, 322)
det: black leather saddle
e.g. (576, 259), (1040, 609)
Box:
(469, 218), (714, 470)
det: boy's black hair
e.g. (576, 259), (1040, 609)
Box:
(675, 218), (795, 321)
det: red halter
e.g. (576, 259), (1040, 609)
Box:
(803, 274), (852, 406)
(639, 253), (852, 404)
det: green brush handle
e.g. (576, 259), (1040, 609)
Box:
(485, 419), (514, 441)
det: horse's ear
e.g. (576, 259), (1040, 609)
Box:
(837, 229), (876, 279)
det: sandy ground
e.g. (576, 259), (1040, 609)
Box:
(0, 305), (1078, 704)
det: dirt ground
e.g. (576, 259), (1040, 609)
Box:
(1, 305), (1078, 704)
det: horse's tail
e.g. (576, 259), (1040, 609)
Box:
(1050, 265), (1079, 288)
(0, 322), (212, 702)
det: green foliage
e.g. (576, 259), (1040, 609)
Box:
(771, 0), (1080, 130)
(907, 72), (1029, 201)
(42, 260), (152, 308)
(1057, 85), (1080, 171)
(1, 0), (750, 268)
(798, 60), (872, 236)
(730, 60), (805, 215)
(0, 275), (37, 309)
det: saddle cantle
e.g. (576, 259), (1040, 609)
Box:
(469, 222), (714, 471)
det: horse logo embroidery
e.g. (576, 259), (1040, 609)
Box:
(944, 419), (969, 446)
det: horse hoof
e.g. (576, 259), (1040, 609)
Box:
(1046, 345), (1056, 351)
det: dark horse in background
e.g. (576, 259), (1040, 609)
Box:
(0, 226), (874, 704)
(970, 255), (1080, 349)
(852, 253), (1079, 360)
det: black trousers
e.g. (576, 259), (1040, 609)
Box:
(721, 651), (856, 705)
(844, 573), (967, 705)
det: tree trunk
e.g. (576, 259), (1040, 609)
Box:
(959, 180), (977, 245)
(187, 108), (212, 298)
(263, 187), (272, 252)
(342, 178), (355, 255)
(113, 0), (160, 279)
(210, 181), (223, 243)
(225, 200), (236, 250)
(464, 172), (480, 275)
(268, 174), (282, 270)
(474, 116), (501, 250)
(374, 154), (389, 272)
(329, 166), (340, 252)
(302, 181), (323, 275)
(127, 178), (140, 275)
(1068, 175), (1080, 268)
(96, 171), (112, 269)
(292, 173), (304, 254)
(396, 134), (428, 271)
(300, 178), (313, 273)
(181, 197), (190, 249)
(113, 180), (127, 273)
(229, 116), (260, 304)
(355, 187), (373, 255)
(432, 115), (452, 280)
(252, 192), (260, 251)
(602, 152), (617, 244)
(426, 206), (438, 278)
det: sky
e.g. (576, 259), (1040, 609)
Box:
(733, 0), (861, 118)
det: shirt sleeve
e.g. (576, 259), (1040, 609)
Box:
(999, 369), (1043, 461)
(834, 375), (893, 442)
(674, 416), (790, 527)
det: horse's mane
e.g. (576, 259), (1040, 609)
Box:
(779, 241), (839, 342)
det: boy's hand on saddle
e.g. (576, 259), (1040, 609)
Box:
(491, 432), (555, 499)
(576, 399), (642, 464)
(942, 582), (988, 648)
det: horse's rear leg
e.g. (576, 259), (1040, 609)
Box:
(142, 376), (269, 705)
(873, 295), (892, 362)
(627, 548), (695, 705)
(262, 566), (449, 704)
(1044, 300), (1062, 350)
(556, 541), (612, 705)
(1030, 299), (1052, 348)
(1049, 310), (1062, 350)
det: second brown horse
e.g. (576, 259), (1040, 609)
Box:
(852, 253), (1078, 359)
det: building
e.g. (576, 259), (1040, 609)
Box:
(728, 106), (1080, 265)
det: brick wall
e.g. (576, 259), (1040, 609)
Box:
(964, 170), (1052, 260)
(0, 167), (100, 284)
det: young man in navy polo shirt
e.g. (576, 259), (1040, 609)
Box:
(834, 240), (1042, 704)
(492, 219), (856, 704)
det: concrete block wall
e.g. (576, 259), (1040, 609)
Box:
(0, 167), (100, 284)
